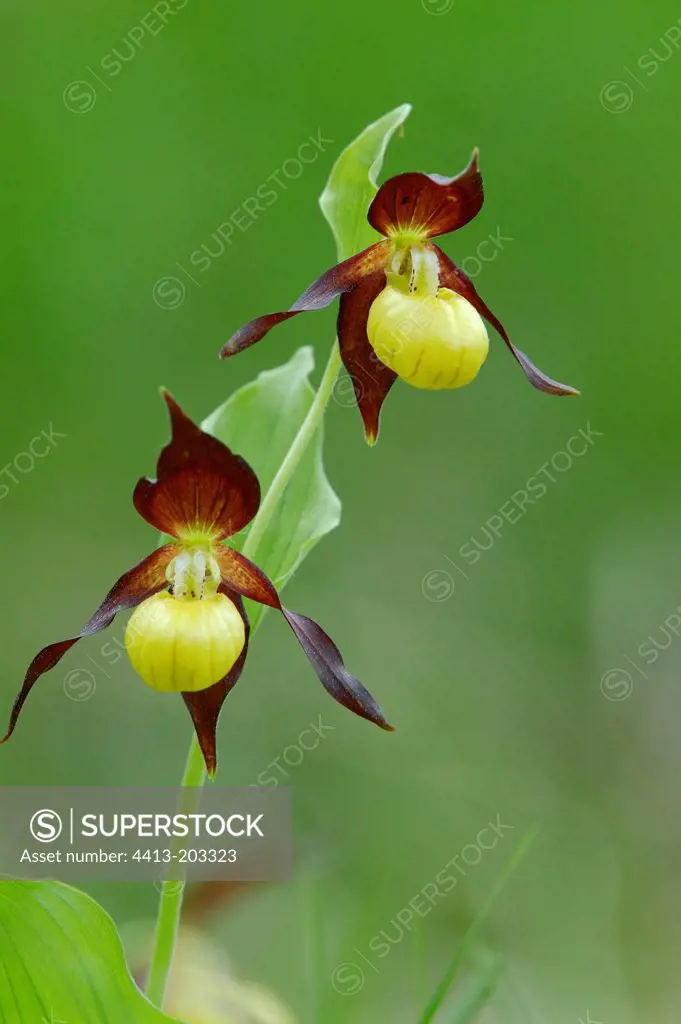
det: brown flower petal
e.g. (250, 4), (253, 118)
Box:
(434, 246), (579, 396)
(282, 609), (394, 731)
(220, 241), (391, 358)
(181, 589), (250, 778)
(214, 546), (280, 608)
(337, 268), (396, 445)
(133, 391), (261, 540)
(1, 544), (178, 745)
(215, 546), (391, 731)
(368, 151), (484, 240)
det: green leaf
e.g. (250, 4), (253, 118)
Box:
(202, 346), (341, 630)
(319, 102), (412, 260)
(0, 879), (182, 1023)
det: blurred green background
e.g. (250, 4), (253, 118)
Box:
(3, 0), (681, 1020)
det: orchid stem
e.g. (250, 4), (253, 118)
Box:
(145, 339), (342, 1010)
(145, 734), (206, 1008)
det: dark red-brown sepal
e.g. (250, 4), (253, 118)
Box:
(434, 246), (579, 396)
(337, 268), (396, 445)
(282, 609), (393, 731)
(220, 241), (391, 358)
(133, 391), (261, 541)
(215, 547), (392, 731)
(1, 544), (178, 745)
(182, 589), (250, 778)
(368, 151), (483, 240)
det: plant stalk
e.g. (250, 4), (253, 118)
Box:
(145, 734), (206, 1007)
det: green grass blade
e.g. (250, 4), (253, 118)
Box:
(449, 954), (502, 1024)
(417, 827), (538, 1024)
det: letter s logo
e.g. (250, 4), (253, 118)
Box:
(30, 809), (63, 843)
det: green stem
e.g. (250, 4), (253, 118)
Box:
(145, 735), (206, 1008)
(145, 339), (343, 1009)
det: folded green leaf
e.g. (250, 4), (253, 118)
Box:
(319, 102), (412, 261)
(202, 346), (340, 630)
(0, 879), (182, 1023)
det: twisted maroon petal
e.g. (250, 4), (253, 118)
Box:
(282, 609), (394, 731)
(1, 544), (178, 745)
(337, 268), (396, 445)
(434, 246), (579, 396)
(368, 151), (484, 239)
(220, 241), (391, 358)
(182, 589), (250, 778)
(133, 391), (261, 540)
(215, 547), (392, 731)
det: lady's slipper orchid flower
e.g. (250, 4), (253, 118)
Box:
(1, 393), (391, 775)
(221, 152), (578, 443)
